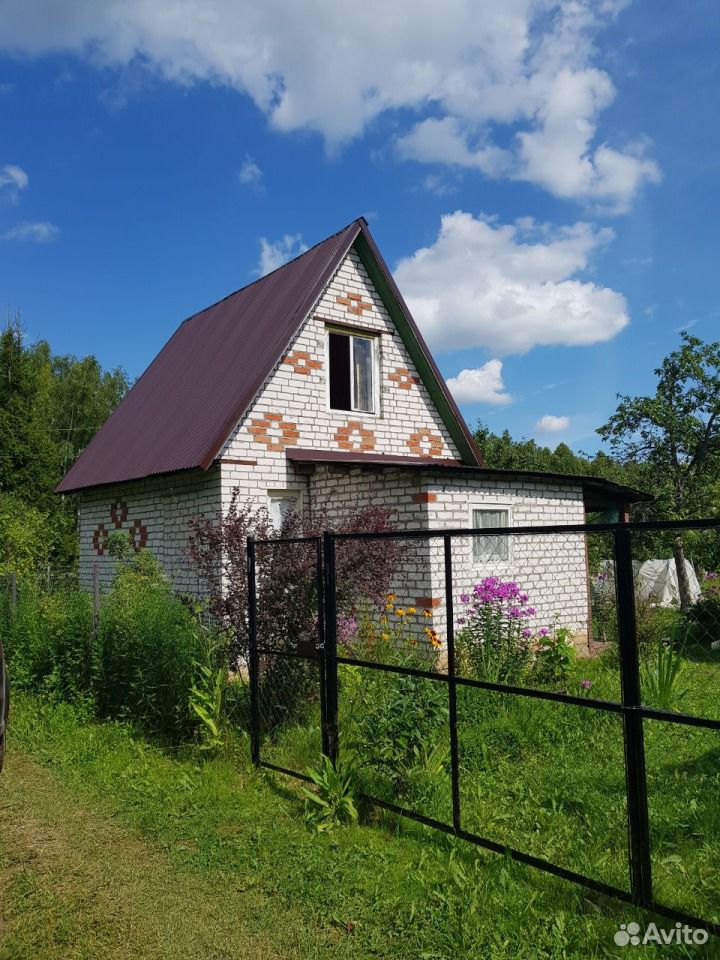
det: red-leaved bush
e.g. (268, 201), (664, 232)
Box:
(188, 491), (406, 670)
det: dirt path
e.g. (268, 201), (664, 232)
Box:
(0, 753), (339, 960)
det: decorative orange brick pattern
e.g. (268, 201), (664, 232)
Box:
(110, 499), (128, 529)
(92, 523), (109, 556)
(336, 292), (373, 316)
(388, 367), (419, 390)
(128, 519), (148, 551)
(412, 492), (437, 504)
(415, 597), (442, 609)
(406, 430), (444, 458)
(335, 420), (376, 451)
(282, 350), (322, 376)
(248, 413), (300, 451)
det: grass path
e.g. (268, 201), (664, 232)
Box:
(0, 752), (344, 960)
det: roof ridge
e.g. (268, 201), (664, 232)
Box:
(180, 217), (365, 327)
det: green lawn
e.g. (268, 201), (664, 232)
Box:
(1, 691), (718, 959)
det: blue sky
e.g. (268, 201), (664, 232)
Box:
(1, 0), (718, 453)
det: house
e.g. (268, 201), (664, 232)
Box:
(56, 218), (648, 648)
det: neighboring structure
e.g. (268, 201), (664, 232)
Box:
(57, 218), (648, 646)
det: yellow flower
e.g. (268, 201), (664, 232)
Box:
(385, 603), (393, 611)
(386, 592), (397, 602)
(406, 607), (417, 616)
(423, 625), (432, 635)
(382, 632), (390, 641)
(423, 610), (433, 619)
(429, 630), (442, 648)
(395, 607), (406, 617)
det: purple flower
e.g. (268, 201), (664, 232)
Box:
(525, 607), (536, 616)
(580, 679), (593, 690)
(338, 616), (358, 645)
(539, 627), (549, 637)
(459, 592), (470, 604)
(521, 628), (532, 638)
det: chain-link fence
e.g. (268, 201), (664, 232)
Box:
(248, 519), (720, 937)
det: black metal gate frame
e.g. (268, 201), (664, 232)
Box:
(248, 518), (720, 937)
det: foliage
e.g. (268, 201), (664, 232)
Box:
(189, 621), (230, 752)
(189, 492), (406, 669)
(342, 626), (448, 796)
(1, 575), (94, 702)
(0, 493), (51, 576)
(456, 578), (537, 684)
(532, 624), (576, 689)
(95, 548), (208, 738)
(641, 639), (688, 711)
(302, 754), (359, 832)
(0, 317), (128, 568)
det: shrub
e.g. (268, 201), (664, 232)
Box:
(2, 577), (93, 702)
(95, 549), (207, 738)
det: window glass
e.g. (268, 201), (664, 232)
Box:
(472, 508), (510, 562)
(268, 491), (301, 530)
(352, 336), (374, 413)
(328, 332), (351, 410)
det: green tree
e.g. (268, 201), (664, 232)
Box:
(597, 333), (720, 609)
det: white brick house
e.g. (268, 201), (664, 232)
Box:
(57, 218), (647, 646)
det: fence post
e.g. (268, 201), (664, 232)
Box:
(443, 535), (462, 833)
(614, 524), (653, 906)
(315, 538), (330, 758)
(246, 535), (261, 767)
(92, 563), (100, 635)
(322, 531), (339, 764)
(10, 571), (16, 612)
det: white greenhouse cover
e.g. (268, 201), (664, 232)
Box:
(635, 558), (702, 607)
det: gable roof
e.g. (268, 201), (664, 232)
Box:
(56, 218), (482, 494)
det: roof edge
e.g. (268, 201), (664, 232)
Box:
(353, 223), (484, 468)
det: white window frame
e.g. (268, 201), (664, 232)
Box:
(325, 326), (379, 416)
(267, 489), (303, 530)
(469, 501), (513, 565)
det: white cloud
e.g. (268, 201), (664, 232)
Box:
(394, 210), (628, 354)
(238, 154), (263, 189)
(2, 220), (60, 242)
(536, 414), (570, 431)
(257, 233), (308, 276)
(0, 0), (658, 210)
(446, 360), (512, 405)
(0, 164), (29, 201)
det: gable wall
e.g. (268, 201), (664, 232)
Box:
(219, 246), (461, 512)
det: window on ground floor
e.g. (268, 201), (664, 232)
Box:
(267, 489), (302, 531)
(471, 505), (511, 563)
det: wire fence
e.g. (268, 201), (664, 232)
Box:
(248, 518), (720, 937)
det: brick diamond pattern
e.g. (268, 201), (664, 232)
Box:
(406, 429), (444, 458)
(336, 292), (373, 316)
(388, 367), (419, 391)
(248, 413), (301, 451)
(282, 350), (323, 376)
(128, 519), (148, 551)
(92, 523), (109, 556)
(110, 499), (128, 528)
(335, 420), (376, 452)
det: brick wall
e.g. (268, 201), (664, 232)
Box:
(307, 464), (590, 650)
(78, 466), (221, 593)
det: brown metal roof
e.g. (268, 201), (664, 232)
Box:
(56, 217), (482, 494)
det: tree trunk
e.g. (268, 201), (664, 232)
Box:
(672, 535), (693, 613)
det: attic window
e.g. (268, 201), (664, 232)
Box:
(328, 330), (376, 414)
